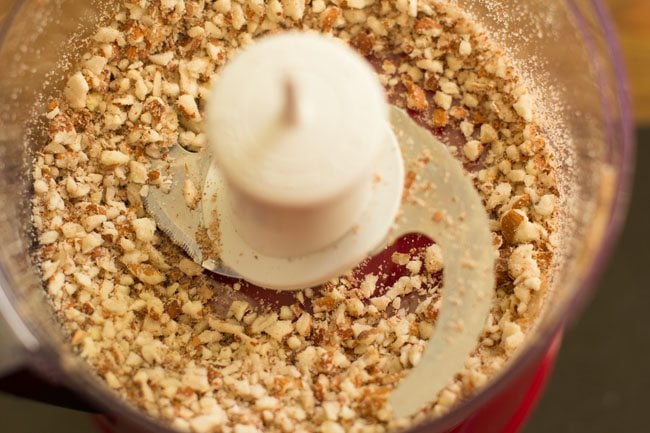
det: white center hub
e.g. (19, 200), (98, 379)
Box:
(203, 33), (404, 289)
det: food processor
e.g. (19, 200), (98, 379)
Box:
(0, 1), (634, 433)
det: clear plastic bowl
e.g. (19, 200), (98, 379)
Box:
(0, 1), (634, 432)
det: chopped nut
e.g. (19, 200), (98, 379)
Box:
(210, 319), (244, 335)
(359, 274), (378, 298)
(514, 219), (542, 244)
(514, 94), (534, 122)
(480, 124), (498, 143)
(287, 335), (302, 350)
(425, 244), (444, 273)
(64, 72), (89, 109)
(149, 52), (175, 66)
(463, 140), (482, 162)
(131, 264), (166, 285)
(347, 0), (374, 9)
(177, 94), (202, 120)
(294, 313), (312, 337)
(84, 56), (107, 75)
(250, 313), (278, 334)
(320, 6), (341, 31)
(81, 233), (103, 253)
(228, 300), (249, 322)
(323, 400), (341, 421)
(234, 425), (260, 433)
(74, 272), (92, 288)
(100, 150), (130, 166)
(535, 194), (556, 217)
(346, 298), (365, 317)
(296, 346), (316, 370)
(502, 321), (525, 352)
(406, 260), (422, 275)
(500, 209), (525, 244)
(351, 32), (375, 56)
(405, 80), (428, 111)
(320, 421), (345, 433)
(33, 179), (48, 194)
(61, 222), (83, 238)
(282, 0), (305, 20)
(417, 59), (443, 74)
(189, 410), (227, 433)
(178, 258), (203, 276)
(182, 300), (203, 319)
(487, 183), (512, 210)
(39, 230), (59, 245)
(129, 161), (148, 184)
(94, 27), (123, 44)
(432, 108), (449, 128)
(311, 0), (325, 13)
(440, 80), (459, 95)
(183, 178), (200, 209)
(434, 91), (452, 110)
(459, 40), (472, 56)
(132, 218), (156, 242)
(370, 296), (390, 311)
(103, 298), (128, 315)
(265, 320), (293, 340)
(415, 17), (442, 36)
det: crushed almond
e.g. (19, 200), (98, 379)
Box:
(30, 1), (560, 432)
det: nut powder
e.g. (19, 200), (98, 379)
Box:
(30, 0), (560, 432)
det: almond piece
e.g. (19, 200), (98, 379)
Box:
(405, 80), (428, 112)
(432, 108), (449, 128)
(500, 209), (525, 244)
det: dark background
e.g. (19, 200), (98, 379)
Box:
(523, 130), (650, 433)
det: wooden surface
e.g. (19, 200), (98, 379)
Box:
(606, 0), (650, 124)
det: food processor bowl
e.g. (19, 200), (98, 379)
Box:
(0, 1), (634, 433)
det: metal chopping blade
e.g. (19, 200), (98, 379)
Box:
(386, 107), (495, 419)
(143, 145), (237, 278)
(143, 106), (495, 419)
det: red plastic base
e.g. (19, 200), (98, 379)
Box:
(501, 334), (562, 433)
(452, 332), (562, 433)
(94, 332), (562, 433)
